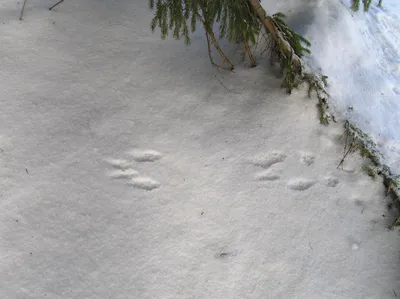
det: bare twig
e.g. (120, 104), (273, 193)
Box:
(197, 7), (234, 71)
(204, 30), (230, 91)
(19, 0), (28, 20)
(251, 24), (263, 56)
(337, 129), (357, 169)
(204, 30), (223, 70)
(243, 37), (257, 67)
(49, 0), (65, 11)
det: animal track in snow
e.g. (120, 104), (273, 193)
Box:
(299, 152), (315, 166)
(252, 150), (339, 192)
(252, 151), (286, 168)
(130, 177), (160, 191)
(108, 169), (139, 179)
(287, 178), (316, 191)
(322, 176), (339, 188)
(255, 170), (281, 181)
(107, 159), (134, 170)
(128, 149), (163, 162)
(106, 149), (163, 191)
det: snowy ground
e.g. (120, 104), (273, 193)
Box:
(266, 0), (400, 175)
(1, 0), (400, 298)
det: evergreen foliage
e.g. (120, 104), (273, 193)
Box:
(148, 0), (312, 91)
(350, 0), (373, 12)
(149, 0), (260, 46)
(148, 0), (380, 92)
(270, 12), (311, 58)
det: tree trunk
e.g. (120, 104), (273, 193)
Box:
(246, 0), (302, 71)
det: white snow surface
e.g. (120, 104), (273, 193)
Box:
(263, 0), (400, 174)
(1, 0), (400, 298)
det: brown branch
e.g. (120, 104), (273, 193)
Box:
(205, 30), (230, 91)
(243, 37), (256, 67)
(246, 0), (302, 71)
(204, 29), (222, 70)
(197, 6), (234, 71)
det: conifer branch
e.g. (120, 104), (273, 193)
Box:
(243, 37), (257, 67)
(197, 4), (234, 70)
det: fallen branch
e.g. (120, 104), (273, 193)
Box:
(49, 0), (65, 11)
(204, 30), (230, 92)
(19, 0), (28, 20)
(247, 0), (302, 72)
(243, 37), (257, 67)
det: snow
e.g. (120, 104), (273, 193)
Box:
(0, 0), (400, 298)
(265, 0), (400, 175)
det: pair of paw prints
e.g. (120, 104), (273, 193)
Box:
(252, 150), (339, 191)
(105, 149), (162, 191)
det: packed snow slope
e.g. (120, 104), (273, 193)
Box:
(263, 0), (400, 175)
(1, 0), (400, 298)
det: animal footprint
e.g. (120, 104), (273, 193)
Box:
(106, 149), (163, 191)
(108, 169), (139, 179)
(299, 152), (315, 166)
(287, 178), (315, 191)
(128, 149), (163, 162)
(130, 177), (160, 191)
(251, 150), (315, 191)
(252, 150), (342, 192)
(107, 159), (133, 170)
(322, 176), (339, 187)
(252, 151), (286, 168)
(255, 170), (281, 181)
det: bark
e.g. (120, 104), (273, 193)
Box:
(243, 37), (256, 67)
(246, 0), (302, 72)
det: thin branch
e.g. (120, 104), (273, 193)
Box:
(243, 37), (257, 67)
(205, 30), (230, 91)
(337, 129), (356, 169)
(197, 7), (234, 71)
(207, 29), (234, 70)
(252, 24), (263, 55)
(204, 29), (223, 70)
(49, 0), (65, 11)
(19, 0), (28, 21)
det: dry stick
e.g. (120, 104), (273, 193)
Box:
(49, 0), (65, 11)
(337, 130), (356, 169)
(197, 6), (234, 70)
(204, 30), (230, 92)
(204, 28), (224, 70)
(208, 30), (234, 70)
(197, 14), (233, 71)
(243, 37), (256, 67)
(19, 0), (28, 20)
